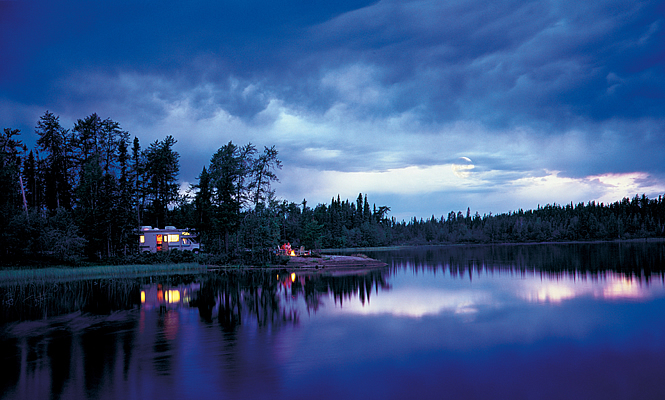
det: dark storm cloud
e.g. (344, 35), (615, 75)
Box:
(294, 0), (665, 126)
(1, 0), (376, 104)
(3, 0), (663, 128)
(2, 0), (664, 218)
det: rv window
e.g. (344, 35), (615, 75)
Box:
(140, 235), (145, 243)
(167, 234), (179, 243)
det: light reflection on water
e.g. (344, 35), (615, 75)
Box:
(2, 242), (665, 399)
(333, 268), (665, 319)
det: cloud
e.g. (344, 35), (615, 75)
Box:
(8, 66), (662, 219)
(2, 0), (665, 219)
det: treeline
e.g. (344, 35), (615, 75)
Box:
(276, 193), (665, 249)
(2, 111), (665, 266)
(392, 196), (665, 245)
(0, 111), (285, 265)
(1, 111), (186, 263)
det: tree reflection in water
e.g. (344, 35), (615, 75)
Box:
(0, 267), (393, 399)
(187, 268), (391, 329)
(3, 242), (665, 399)
(367, 241), (665, 282)
(0, 269), (392, 327)
(0, 278), (141, 324)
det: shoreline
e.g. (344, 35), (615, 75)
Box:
(0, 263), (206, 285)
(0, 255), (389, 284)
(2, 238), (662, 283)
(321, 237), (665, 253)
(205, 255), (388, 276)
(284, 254), (387, 273)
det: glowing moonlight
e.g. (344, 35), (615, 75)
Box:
(451, 157), (474, 178)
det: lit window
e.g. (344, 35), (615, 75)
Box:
(165, 289), (180, 303)
(140, 235), (145, 243)
(167, 234), (179, 243)
(182, 231), (190, 236)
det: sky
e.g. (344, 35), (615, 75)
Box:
(1, 0), (664, 221)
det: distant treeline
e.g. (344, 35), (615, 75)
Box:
(2, 111), (664, 265)
(282, 193), (665, 249)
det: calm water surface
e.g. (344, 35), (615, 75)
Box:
(2, 242), (665, 399)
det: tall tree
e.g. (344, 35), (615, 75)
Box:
(22, 150), (39, 208)
(131, 137), (144, 227)
(36, 111), (72, 209)
(250, 145), (282, 208)
(194, 166), (213, 231)
(75, 155), (104, 258)
(355, 193), (363, 227)
(99, 117), (126, 175)
(207, 141), (244, 252)
(114, 135), (135, 255)
(0, 128), (26, 214)
(144, 135), (180, 228)
(72, 113), (128, 257)
(72, 113), (103, 163)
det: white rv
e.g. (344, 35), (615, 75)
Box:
(139, 226), (201, 253)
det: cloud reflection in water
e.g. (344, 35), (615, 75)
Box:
(329, 269), (665, 320)
(336, 288), (491, 318)
(518, 272), (659, 304)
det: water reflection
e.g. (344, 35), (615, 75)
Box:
(3, 243), (665, 399)
(366, 241), (665, 281)
(0, 268), (392, 329)
(0, 278), (141, 324)
(184, 268), (391, 328)
(517, 272), (656, 303)
(327, 243), (665, 321)
(141, 282), (199, 310)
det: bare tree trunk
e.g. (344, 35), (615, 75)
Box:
(19, 175), (29, 221)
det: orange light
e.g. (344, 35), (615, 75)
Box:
(291, 272), (296, 282)
(290, 250), (295, 256)
(141, 291), (145, 303)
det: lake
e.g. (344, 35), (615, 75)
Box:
(2, 242), (665, 399)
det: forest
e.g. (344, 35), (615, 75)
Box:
(2, 111), (665, 266)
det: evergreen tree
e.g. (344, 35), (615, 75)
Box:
(131, 137), (144, 227)
(207, 141), (247, 252)
(36, 111), (72, 210)
(144, 135), (180, 228)
(250, 145), (282, 208)
(75, 155), (105, 258)
(194, 166), (213, 233)
(0, 128), (27, 248)
(23, 150), (39, 209)
(115, 136), (135, 255)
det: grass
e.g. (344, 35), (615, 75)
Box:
(0, 263), (206, 285)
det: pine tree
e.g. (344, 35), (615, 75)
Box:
(131, 137), (144, 227)
(250, 145), (281, 208)
(144, 136), (180, 228)
(36, 111), (72, 210)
